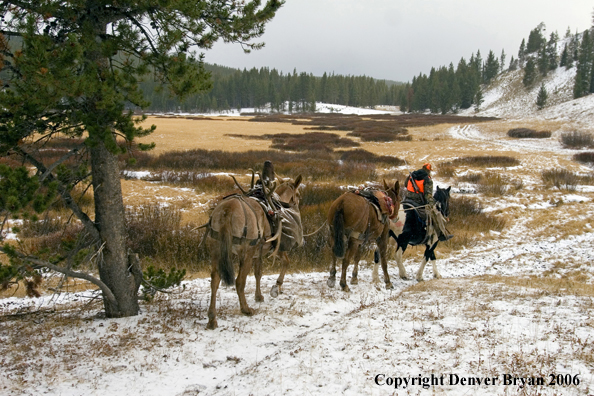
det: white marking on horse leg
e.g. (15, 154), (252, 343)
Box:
(372, 263), (380, 283)
(432, 260), (442, 279)
(416, 257), (428, 281)
(396, 248), (407, 279)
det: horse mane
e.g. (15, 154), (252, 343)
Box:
(434, 187), (448, 203)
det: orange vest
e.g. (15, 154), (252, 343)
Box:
(407, 177), (425, 194)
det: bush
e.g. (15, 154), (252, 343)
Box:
(476, 172), (510, 196)
(286, 201), (333, 272)
(561, 131), (594, 148)
(573, 152), (594, 165)
(542, 169), (579, 191)
(139, 171), (237, 192)
(339, 149), (405, 166)
(448, 196), (506, 233)
(437, 164), (456, 178)
(507, 128), (551, 138)
(300, 184), (344, 206)
(444, 156), (520, 168)
(457, 173), (483, 184)
(268, 132), (358, 152)
(125, 205), (208, 270)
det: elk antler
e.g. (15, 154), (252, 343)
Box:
(230, 175), (247, 194)
(248, 168), (256, 189)
(266, 220), (283, 258)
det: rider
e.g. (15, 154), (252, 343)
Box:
(405, 163), (453, 242)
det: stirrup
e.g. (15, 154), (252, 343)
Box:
(439, 234), (453, 242)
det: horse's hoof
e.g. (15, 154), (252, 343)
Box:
(350, 278), (358, 285)
(385, 282), (394, 290)
(270, 285), (280, 298)
(399, 274), (408, 280)
(206, 320), (218, 330)
(434, 274), (442, 280)
(327, 278), (336, 288)
(372, 277), (380, 284)
(241, 307), (255, 316)
(256, 294), (264, 302)
(341, 285), (350, 293)
(416, 278), (424, 283)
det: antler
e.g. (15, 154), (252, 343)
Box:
(257, 171), (278, 209)
(266, 220), (283, 258)
(230, 174), (247, 194)
(248, 168), (256, 189)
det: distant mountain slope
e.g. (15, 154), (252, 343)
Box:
(460, 34), (594, 127)
(462, 66), (593, 125)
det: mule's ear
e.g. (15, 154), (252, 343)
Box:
(447, 186), (451, 193)
(383, 179), (389, 190)
(436, 186), (442, 191)
(394, 180), (400, 192)
(294, 174), (303, 188)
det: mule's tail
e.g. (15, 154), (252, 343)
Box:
(218, 222), (235, 286)
(332, 206), (347, 258)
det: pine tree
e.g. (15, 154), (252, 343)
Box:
(509, 56), (519, 71)
(538, 46), (549, 76)
(484, 50), (500, 83)
(546, 32), (559, 71)
(536, 83), (548, 109)
(518, 39), (527, 66)
(560, 44), (569, 68)
(0, 0), (283, 318)
(500, 49), (507, 73)
(523, 58), (537, 87)
(474, 88), (484, 112)
(574, 30), (593, 98)
(527, 23), (546, 53)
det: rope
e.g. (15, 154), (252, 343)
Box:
(303, 221), (328, 237)
(402, 203), (431, 211)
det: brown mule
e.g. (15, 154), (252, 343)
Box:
(327, 180), (401, 292)
(206, 175), (303, 330)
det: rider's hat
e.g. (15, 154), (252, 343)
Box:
(423, 163), (432, 171)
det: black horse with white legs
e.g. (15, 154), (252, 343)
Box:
(373, 186), (452, 282)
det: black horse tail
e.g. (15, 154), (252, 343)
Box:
(218, 222), (235, 286)
(332, 206), (347, 258)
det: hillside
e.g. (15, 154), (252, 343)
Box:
(464, 66), (594, 129)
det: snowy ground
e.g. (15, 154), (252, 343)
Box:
(2, 120), (594, 396)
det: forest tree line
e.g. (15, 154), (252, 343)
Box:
(141, 65), (402, 113)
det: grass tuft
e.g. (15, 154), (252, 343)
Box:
(542, 169), (579, 191)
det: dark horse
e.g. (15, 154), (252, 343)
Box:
(327, 181), (400, 292)
(389, 186), (451, 281)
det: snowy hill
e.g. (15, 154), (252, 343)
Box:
(460, 53), (594, 129)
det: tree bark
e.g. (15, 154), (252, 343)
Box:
(90, 141), (140, 317)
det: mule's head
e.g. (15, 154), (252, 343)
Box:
(276, 175), (302, 207)
(434, 186), (451, 218)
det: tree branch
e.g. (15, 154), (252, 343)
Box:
(0, 247), (118, 310)
(13, 147), (100, 242)
(39, 143), (87, 182)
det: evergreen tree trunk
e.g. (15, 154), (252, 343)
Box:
(90, 141), (140, 318)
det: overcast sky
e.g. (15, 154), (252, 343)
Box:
(203, 0), (593, 82)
